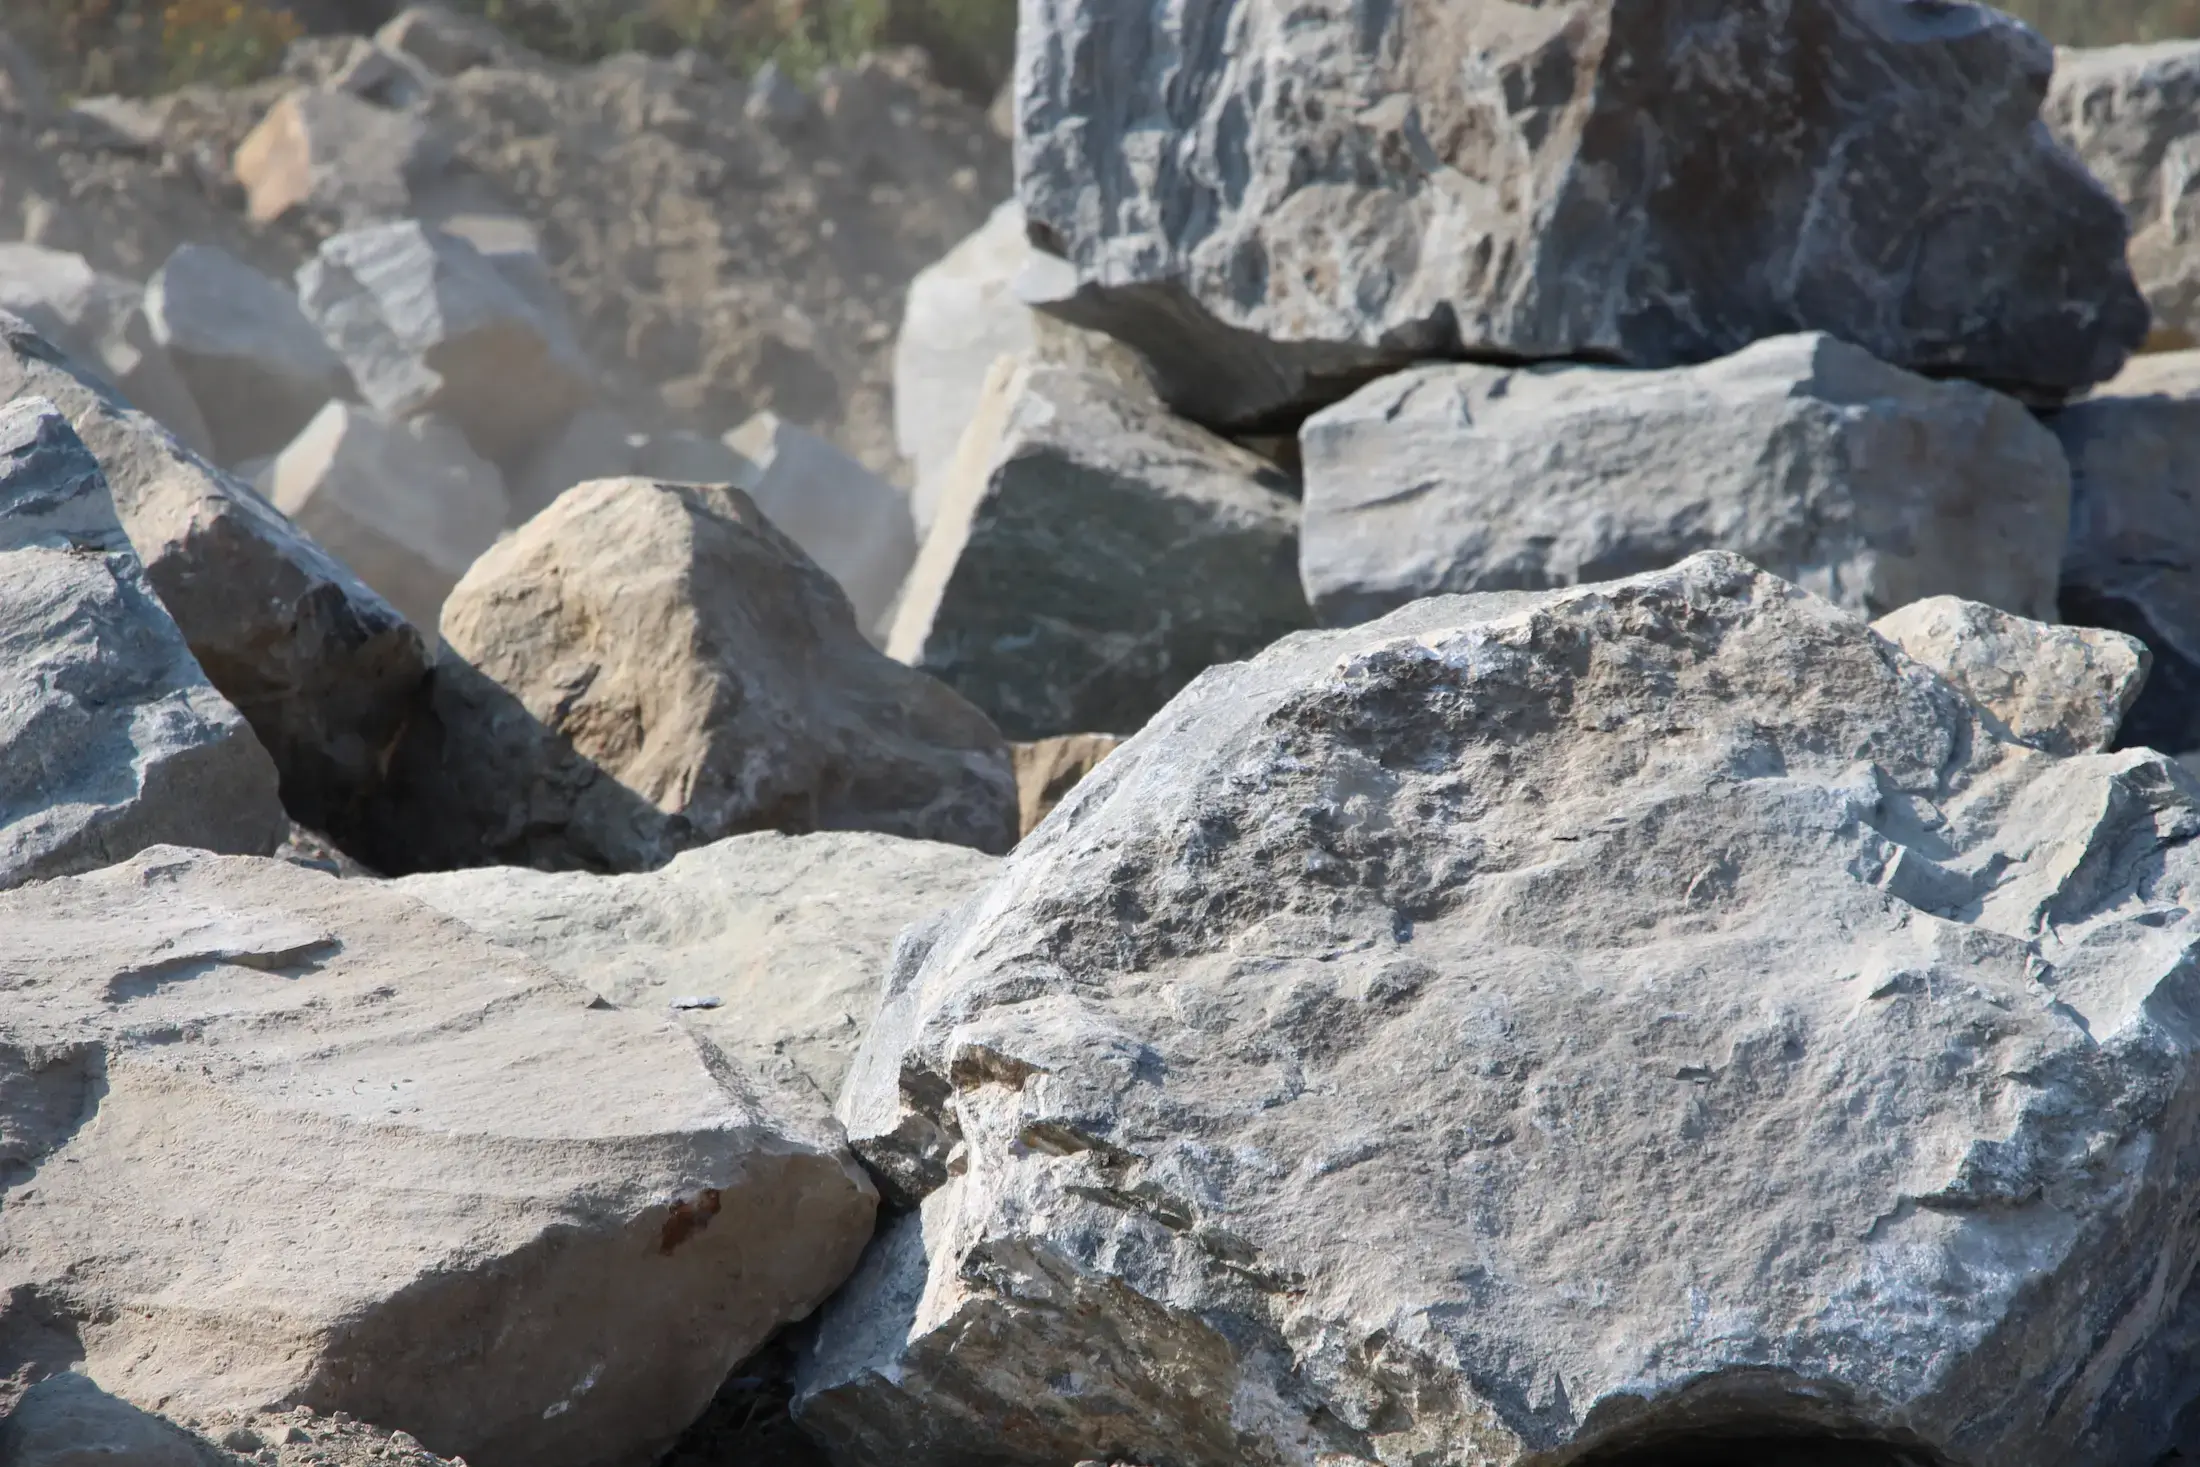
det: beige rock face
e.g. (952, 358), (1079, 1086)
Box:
(232, 88), (448, 228)
(803, 552), (2200, 1467)
(0, 396), (285, 889)
(1011, 734), (1123, 838)
(0, 312), (431, 845)
(267, 401), (508, 633)
(1872, 597), (2150, 758)
(0, 847), (877, 1467)
(395, 830), (1000, 1121)
(362, 476), (1017, 875)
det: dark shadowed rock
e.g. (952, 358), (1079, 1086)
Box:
(1018, 0), (2148, 429)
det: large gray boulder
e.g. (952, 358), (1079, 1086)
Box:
(297, 221), (593, 466)
(395, 831), (1001, 1122)
(0, 312), (432, 846)
(2050, 374), (2200, 755)
(2046, 41), (2200, 350)
(887, 358), (1310, 739)
(145, 242), (351, 467)
(0, 399), (285, 887)
(363, 476), (1018, 875)
(1017, 0), (2148, 430)
(0, 846), (876, 1467)
(1299, 334), (2071, 627)
(800, 552), (2200, 1467)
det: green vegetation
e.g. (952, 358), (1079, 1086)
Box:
(1998, 0), (2200, 45)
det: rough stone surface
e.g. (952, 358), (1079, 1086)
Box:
(0, 1373), (205, 1467)
(395, 831), (1000, 1122)
(1017, 0), (2148, 430)
(723, 413), (916, 641)
(1011, 733), (1123, 839)
(363, 475), (1017, 875)
(267, 401), (508, 634)
(0, 311), (432, 845)
(145, 242), (351, 467)
(2046, 41), (2200, 350)
(802, 551), (2200, 1467)
(0, 243), (215, 457)
(635, 429), (752, 487)
(232, 87), (450, 229)
(1298, 334), (2071, 628)
(889, 356), (1310, 739)
(376, 5), (517, 77)
(0, 847), (877, 1467)
(0, 398), (284, 888)
(1872, 597), (2150, 760)
(2050, 373), (2200, 755)
(296, 220), (593, 465)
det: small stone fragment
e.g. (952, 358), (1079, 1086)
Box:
(1873, 597), (2150, 758)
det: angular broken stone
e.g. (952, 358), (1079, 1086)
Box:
(1011, 733), (1122, 839)
(0, 243), (215, 457)
(2048, 373), (2200, 755)
(724, 413), (917, 640)
(233, 87), (451, 228)
(888, 358), (1311, 738)
(0, 846), (876, 1467)
(297, 220), (594, 465)
(1298, 334), (2071, 627)
(0, 311), (431, 849)
(1018, 0), (2148, 429)
(267, 401), (509, 634)
(0, 398), (285, 886)
(1872, 597), (2149, 759)
(2046, 40), (2200, 350)
(395, 830), (1000, 1121)
(362, 476), (1018, 875)
(803, 551), (2200, 1467)
(145, 242), (351, 467)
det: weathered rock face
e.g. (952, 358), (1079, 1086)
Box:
(2046, 41), (2200, 350)
(723, 413), (917, 641)
(1017, 0), (2148, 430)
(888, 358), (1310, 739)
(802, 552), (2200, 1467)
(1872, 597), (2149, 760)
(0, 1374), (204, 1467)
(0, 312), (432, 841)
(267, 401), (508, 634)
(0, 398), (285, 887)
(1298, 334), (2071, 627)
(296, 220), (593, 465)
(395, 831), (1000, 1122)
(2048, 377), (2200, 755)
(1011, 733), (1123, 839)
(0, 847), (877, 1467)
(145, 241), (351, 467)
(365, 475), (1018, 875)
(0, 242), (215, 456)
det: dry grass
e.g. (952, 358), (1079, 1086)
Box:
(1998, 0), (2200, 45)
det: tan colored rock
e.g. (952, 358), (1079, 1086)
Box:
(232, 88), (448, 228)
(396, 830), (1000, 1120)
(267, 401), (508, 634)
(1873, 597), (2150, 758)
(0, 311), (431, 848)
(1011, 733), (1122, 838)
(362, 476), (1017, 875)
(0, 846), (876, 1467)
